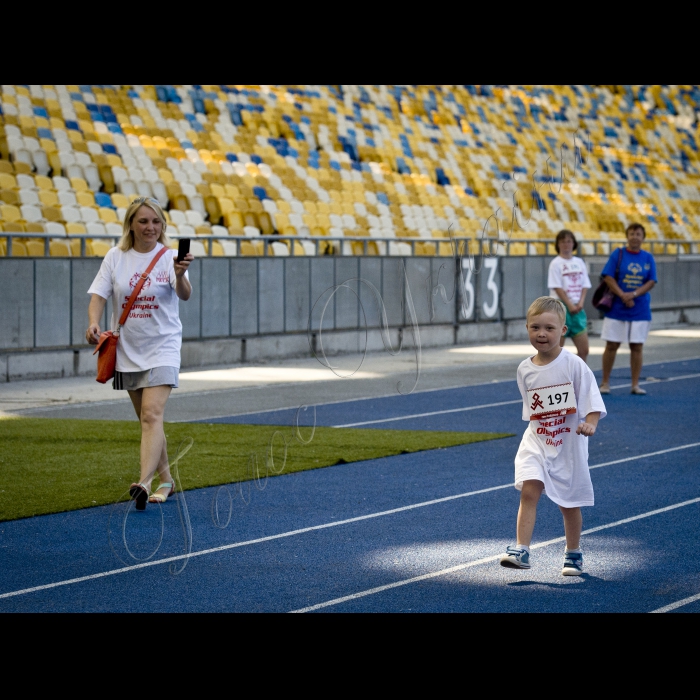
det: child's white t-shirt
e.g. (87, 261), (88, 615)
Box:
(547, 255), (591, 305)
(515, 349), (606, 508)
(87, 243), (187, 372)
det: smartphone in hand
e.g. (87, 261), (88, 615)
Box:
(177, 238), (190, 263)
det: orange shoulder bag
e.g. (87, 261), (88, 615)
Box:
(94, 246), (169, 383)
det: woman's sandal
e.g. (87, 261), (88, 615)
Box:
(148, 481), (175, 504)
(129, 483), (149, 511)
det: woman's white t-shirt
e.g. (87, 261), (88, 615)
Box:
(88, 243), (187, 372)
(515, 349), (606, 508)
(547, 255), (591, 305)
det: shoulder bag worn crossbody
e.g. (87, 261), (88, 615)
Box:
(93, 246), (169, 383)
(591, 246), (624, 314)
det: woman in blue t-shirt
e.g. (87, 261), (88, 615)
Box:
(599, 223), (657, 395)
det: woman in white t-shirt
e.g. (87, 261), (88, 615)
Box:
(86, 197), (194, 510)
(547, 229), (592, 363)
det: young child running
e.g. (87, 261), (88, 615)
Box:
(500, 297), (606, 576)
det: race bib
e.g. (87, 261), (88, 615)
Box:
(527, 382), (577, 420)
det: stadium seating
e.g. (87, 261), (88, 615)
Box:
(2, 85), (700, 257)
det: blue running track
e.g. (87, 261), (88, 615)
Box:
(1, 357), (699, 612)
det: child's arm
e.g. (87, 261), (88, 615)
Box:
(576, 411), (600, 437)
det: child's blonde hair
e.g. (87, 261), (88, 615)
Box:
(526, 296), (566, 324)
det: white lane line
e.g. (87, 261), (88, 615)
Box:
(290, 496), (700, 613)
(588, 442), (700, 470)
(333, 372), (700, 428)
(0, 483), (515, 602)
(332, 400), (521, 428)
(650, 592), (700, 614)
(171, 379), (521, 424)
(607, 372), (700, 392)
(2, 442), (699, 603)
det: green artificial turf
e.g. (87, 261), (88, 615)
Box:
(0, 417), (512, 522)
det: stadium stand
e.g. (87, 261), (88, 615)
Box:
(1, 84), (700, 258)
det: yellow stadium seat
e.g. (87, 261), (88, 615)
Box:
(415, 242), (436, 256)
(209, 183), (225, 199)
(111, 193), (130, 209)
(1, 203), (22, 222)
(25, 240), (45, 256)
(66, 237), (91, 256)
(49, 240), (71, 257)
(1, 189), (20, 206)
(42, 205), (63, 222)
(70, 177), (89, 192)
(0, 173), (17, 189)
(11, 241), (28, 256)
(240, 240), (263, 256)
(91, 241), (112, 257)
(99, 207), (118, 223)
(39, 190), (59, 207)
(257, 211), (274, 235)
(76, 191), (95, 207)
(224, 210), (244, 229)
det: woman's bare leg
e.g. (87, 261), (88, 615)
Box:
(601, 341), (620, 388)
(128, 386), (172, 489)
(629, 342), (644, 390)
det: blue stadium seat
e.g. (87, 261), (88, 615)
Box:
(95, 193), (113, 208)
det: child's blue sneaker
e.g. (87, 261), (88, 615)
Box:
(500, 545), (531, 569)
(562, 550), (584, 576)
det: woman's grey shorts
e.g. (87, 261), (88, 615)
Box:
(112, 366), (179, 391)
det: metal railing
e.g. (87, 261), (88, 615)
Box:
(1, 231), (698, 258)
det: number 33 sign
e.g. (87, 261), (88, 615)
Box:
(527, 382), (577, 420)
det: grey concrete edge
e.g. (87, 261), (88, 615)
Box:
(2, 310), (699, 383)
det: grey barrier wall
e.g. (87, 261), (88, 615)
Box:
(1, 255), (699, 353)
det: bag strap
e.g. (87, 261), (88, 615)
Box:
(614, 246), (624, 281)
(116, 246), (169, 332)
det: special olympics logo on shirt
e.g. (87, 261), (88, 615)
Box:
(628, 263), (642, 275)
(129, 272), (151, 290)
